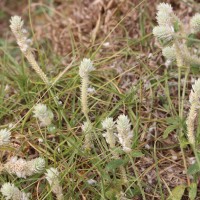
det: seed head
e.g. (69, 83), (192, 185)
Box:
(162, 46), (176, 61)
(1, 183), (30, 200)
(153, 26), (174, 42)
(0, 129), (11, 146)
(33, 104), (54, 126)
(191, 14), (200, 33)
(79, 58), (94, 78)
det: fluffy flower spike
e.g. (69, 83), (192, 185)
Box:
(1, 183), (30, 200)
(157, 3), (173, 13)
(10, 15), (49, 84)
(102, 117), (116, 148)
(10, 16), (30, 53)
(45, 168), (63, 200)
(156, 3), (174, 26)
(79, 58), (94, 78)
(116, 114), (133, 153)
(153, 26), (174, 42)
(82, 121), (93, 150)
(162, 46), (176, 61)
(190, 14), (200, 33)
(186, 79), (200, 145)
(33, 103), (54, 126)
(4, 157), (45, 178)
(0, 129), (11, 146)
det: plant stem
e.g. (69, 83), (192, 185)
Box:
(175, 40), (191, 186)
(111, 149), (128, 184)
(128, 154), (146, 200)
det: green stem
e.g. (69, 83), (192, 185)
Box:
(192, 145), (200, 171)
(111, 150), (128, 184)
(175, 41), (191, 186)
(49, 88), (71, 128)
(128, 154), (146, 200)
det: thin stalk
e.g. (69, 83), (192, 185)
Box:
(154, 127), (164, 200)
(48, 88), (71, 128)
(111, 149), (128, 184)
(128, 154), (146, 200)
(192, 145), (200, 170)
(81, 76), (90, 122)
(175, 40), (191, 186)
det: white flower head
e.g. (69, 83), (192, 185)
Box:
(162, 46), (176, 61)
(156, 3), (174, 26)
(190, 14), (200, 33)
(45, 168), (60, 185)
(0, 129), (11, 146)
(81, 121), (92, 133)
(102, 117), (116, 147)
(1, 183), (30, 200)
(192, 78), (200, 95)
(4, 156), (45, 178)
(116, 115), (131, 133)
(153, 26), (174, 42)
(26, 157), (45, 174)
(116, 114), (133, 153)
(33, 103), (54, 126)
(79, 58), (94, 78)
(10, 16), (24, 33)
(157, 3), (173, 13)
(102, 117), (115, 130)
(10, 16), (32, 53)
(45, 168), (63, 199)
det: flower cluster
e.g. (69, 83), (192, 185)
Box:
(162, 46), (176, 62)
(79, 58), (95, 116)
(153, 26), (174, 42)
(102, 117), (116, 148)
(153, 3), (178, 43)
(186, 79), (200, 145)
(0, 128), (11, 146)
(4, 157), (45, 178)
(79, 58), (94, 78)
(153, 3), (200, 67)
(10, 16), (49, 84)
(33, 103), (54, 126)
(1, 183), (30, 200)
(45, 168), (63, 200)
(102, 114), (133, 153)
(82, 121), (93, 150)
(10, 16), (32, 53)
(79, 58), (95, 150)
(116, 115), (133, 153)
(190, 14), (200, 33)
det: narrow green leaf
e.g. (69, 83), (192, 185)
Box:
(167, 185), (186, 200)
(131, 151), (144, 157)
(106, 159), (124, 171)
(187, 162), (200, 175)
(189, 182), (197, 200)
(163, 124), (177, 139)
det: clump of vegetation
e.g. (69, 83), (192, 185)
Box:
(1, 1), (200, 200)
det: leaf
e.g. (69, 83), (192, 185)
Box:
(106, 159), (124, 171)
(188, 162), (200, 175)
(189, 182), (197, 200)
(163, 124), (177, 139)
(166, 117), (179, 125)
(131, 151), (144, 158)
(186, 33), (198, 47)
(167, 185), (186, 200)
(173, 20), (180, 32)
